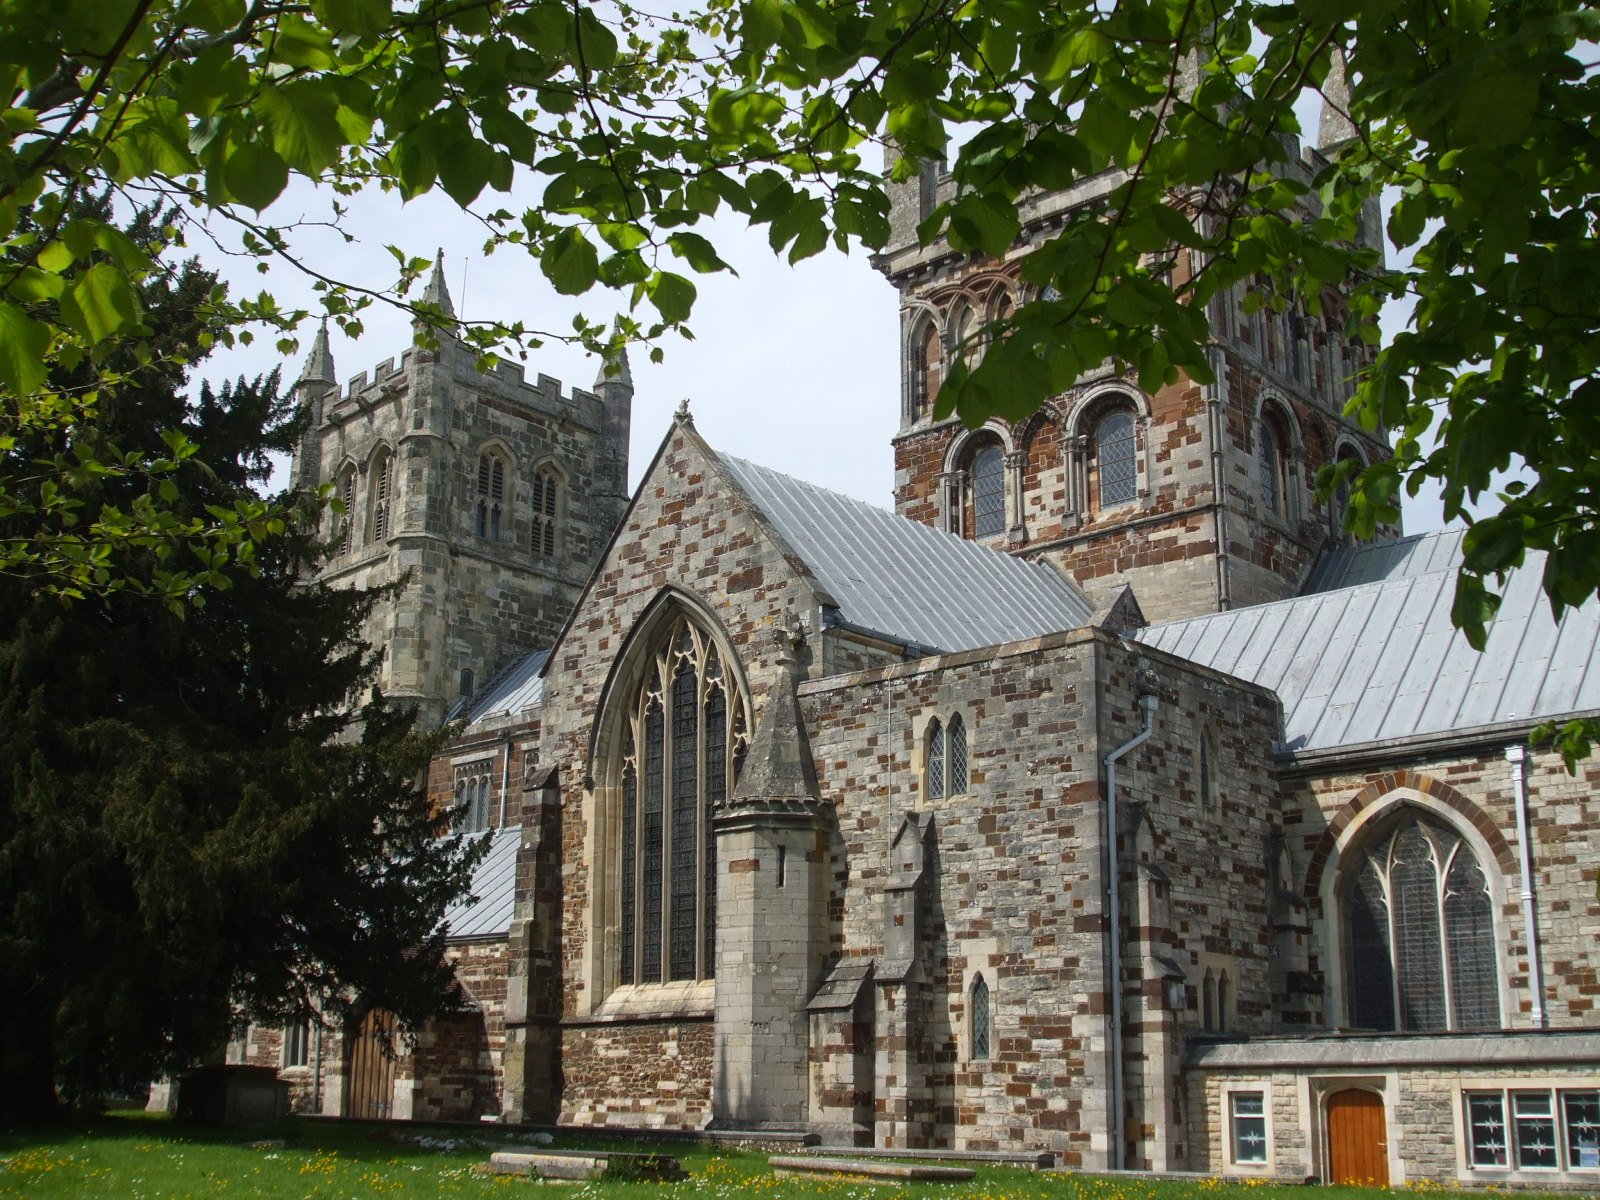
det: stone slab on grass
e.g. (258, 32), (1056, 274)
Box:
(486, 1150), (687, 1181)
(769, 1155), (976, 1182)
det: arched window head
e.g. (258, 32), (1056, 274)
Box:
(924, 714), (969, 799)
(1093, 408), (1137, 509)
(970, 974), (992, 1061)
(616, 617), (749, 986)
(1257, 407), (1290, 516)
(532, 465), (560, 557)
(369, 449), (394, 544)
(969, 440), (1006, 539)
(912, 322), (941, 419)
(476, 452), (506, 540)
(1342, 810), (1500, 1032)
(1198, 727), (1218, 810)
(1202, 971), (1217, 1032)
(454, 759), (493, 834)
(336, 464), (357, 555)
(953, 305), (978, 365)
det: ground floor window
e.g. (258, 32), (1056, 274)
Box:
(1230, 1091), (1268, 1164)
(1467, 1089), (1600, 1171)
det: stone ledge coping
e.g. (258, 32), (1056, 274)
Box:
(799, 1147), (1054, 1169)
(485, 1151), (687, 1181)
(770, 1156), (976, 1182)
(1189, 1029), (1600, 1071)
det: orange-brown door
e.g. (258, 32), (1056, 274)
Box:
(345, 1007), (398, 1119)
(1327, 1089), (1389, 1186)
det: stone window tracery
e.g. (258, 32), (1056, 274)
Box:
(924, 714), (968, 799)
(616, 618), (748, 986)
(476, 451), (506, 540)
(532, 464), (560, 557)
(454, 759), (494, 834)
(369, 448), (394, 543)
(1342, 811), (1500, 1032)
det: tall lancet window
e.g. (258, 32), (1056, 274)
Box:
(369, 448), (394, 543)
(1342, 811), (1500, 1032)
(476, 452), (506, 540)
(532, 464), (560, 557)
(616, 616), (748, 986)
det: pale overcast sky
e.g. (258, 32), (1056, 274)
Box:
(195, 178), (1449, 534)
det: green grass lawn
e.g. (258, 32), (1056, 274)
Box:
(0, 1115), (1545, 1200)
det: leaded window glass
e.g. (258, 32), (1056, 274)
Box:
(971, 444), (1005, 538)
(338, 467), (356, 555)
(1343, 812), (1500, 1032)
(926, 718), (945, 799)
(970, 974), (991, 1061)
(1230, 1092), (1268, 1163)
(1514, 1092), (1559, 1169)
(615, 618), (748, 986)
(1258, 416), (1283, 515)
(1468, 1090), (1600, 1171)
(284, 1021), (310, 1068)
(1564, 1091), (1600, 1169)
(1468, 1092), (1509, 1167)
(1096, 410), (1137, 508)
(948, 715), (968, 795)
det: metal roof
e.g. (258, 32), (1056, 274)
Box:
(441, 825), (519, 940)
(718, 454), (1093, 654)
(1302, 528), (1466, 593)
(1140, 529), (1600, 755)
(447, 649), (548, 729)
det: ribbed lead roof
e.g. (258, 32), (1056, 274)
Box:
(1141, 529), (1600, 755)
(1302, 528), (1466, 593)
(718, 454), (1093, 654)
(441, 825), (519, 940)
(447, 649), (548, 729)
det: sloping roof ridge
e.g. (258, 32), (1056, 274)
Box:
(461, 645), (550, 725)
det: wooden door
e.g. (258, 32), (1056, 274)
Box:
(345, 1007), (398, 1120)
(1327, 1089), (1389, 1186)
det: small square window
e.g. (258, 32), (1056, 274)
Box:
(1513, 1091), (1559, 1169)
(1565, 1091), (1600, 1169)
(1230, 1091), (1268, 1164)
(1467, 1092), (1509, 1168)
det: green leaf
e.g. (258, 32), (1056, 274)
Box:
(0, 301), (50, 394)
(222, 141), (290, 211)
(311, 0), (391, 36)
(60, 263), (141, 343)
(667, 231), (731, 273)
(436, 138), (495, 206)
(257, 81), (346, 174)
(1455, 69), (1538, 148)
(646, 271), (696, 323)
(540, 228), (599, 295)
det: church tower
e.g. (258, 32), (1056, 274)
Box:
(874, 129), (1394, 624)
(287, 254), (633, 725)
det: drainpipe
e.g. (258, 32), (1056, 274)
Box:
(1506, 745), (1547, 1029)
(498, 738), (512, 828)
(1102, 691), (1159, 1171)
(1205, 342), (1233, 610)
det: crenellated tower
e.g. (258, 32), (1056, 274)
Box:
(287, 253), (634, 725)
(874, 105), (1395, 624)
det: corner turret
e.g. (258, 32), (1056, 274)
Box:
(592, 341), (634, 523)
(290, 321), (338, 492)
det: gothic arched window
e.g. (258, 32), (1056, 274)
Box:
(1198, 726), (1218, 810)
(368, 448), (394, 543)
(970, 442), (1006, 538)
(617, 618), (748, 985)
(1094, 409), (1138, 509)
(925, 717), (945, 800)
(1342, 811), (1500, 1032)
(947, 714), (968, 795)
(335, 463), (356, 555)
(970, 974), (991, 1061)
(531, 464), (560, 557)
(476, 452), (506, 540)
(454, 759), (494, 834)
(924, 715), (969, 799)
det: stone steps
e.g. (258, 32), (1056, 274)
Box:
(484, 1150), (687, 1181)
(769, 1155), (977, 1182)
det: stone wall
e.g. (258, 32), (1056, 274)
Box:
(558, 1019), (714, 1127)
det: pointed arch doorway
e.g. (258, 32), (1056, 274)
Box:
(1326, 1088), (1389, 1186)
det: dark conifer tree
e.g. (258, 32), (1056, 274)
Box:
(0, 209), (480, 1122)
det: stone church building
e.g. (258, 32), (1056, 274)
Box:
(235, 120), (1600, 1189)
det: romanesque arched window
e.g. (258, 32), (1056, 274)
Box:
(531, 464), (560, 557)
(617, 618), (747, 985)
(911, 320), (943, 420)
(969, 441), (1006, 538)
(368, 448), (394, 543)
(1094, 408), (1137, 509)
(970, 974), (991, 1061)
(1342, 811), (1500, 1032)
(335, 463), (357, 555)
(476, 451), (506, 540)
(1257, 405), (1292, 517)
